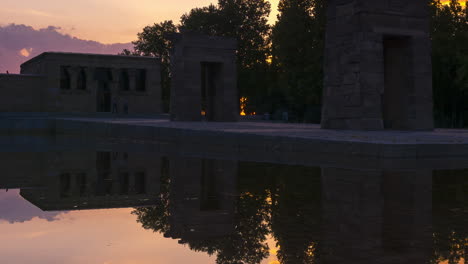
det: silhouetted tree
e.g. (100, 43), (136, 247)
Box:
(431, 0), (468, 127)
(270, 0), (325, 122)
(180, 5), (223, 38)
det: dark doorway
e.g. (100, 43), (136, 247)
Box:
(200, 159), (220, 211)
(201, 62), (223, 121)
(383, 37), (412, 129)
(96, 152), (112, 196)
(95, 68), (112, 112)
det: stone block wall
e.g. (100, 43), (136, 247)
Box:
(170, 33), (238, 122)
(19, 52), (162, 114)
(321, 0), (433, 130)
(0, 74), (45, 112)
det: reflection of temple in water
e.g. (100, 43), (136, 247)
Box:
(16, 152), (163, 210)
(320, 169), (433, 263)
(1, 150), (467, 263)
(163, 158), (237, 243)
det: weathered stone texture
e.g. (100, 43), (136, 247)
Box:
(0, 74), (45, 112)
(321, 0), (433, 130)
(170, 33), (238, 122)
(1, 52), (162, 114)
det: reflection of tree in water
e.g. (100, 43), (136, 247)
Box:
(187, 191), (271, 264)
(269, 165), (321, 264)
(132, 157), (171, 234)
(131, 161), (468, 264)
(132, 159), (272, 264)
(432, 170), (468, 264)
(184, 162), (272, 264)
(130, 161), (323, 264)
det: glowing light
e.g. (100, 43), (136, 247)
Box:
(240, 97), (256, 116)
(19, 48), (32, 57)
(442, 0), (466, 6)
(240, 97), (248, 116)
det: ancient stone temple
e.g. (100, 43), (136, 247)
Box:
(0, 52), (162, 114)
(170, 32), (238, 122)
(321, 0), (434, 130)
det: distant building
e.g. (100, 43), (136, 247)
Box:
(0, 52), (162, 114)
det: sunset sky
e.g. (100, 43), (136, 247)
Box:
(0, 0), (280, 44)
(0, 0), (465, 73)
(0, 1), (464, 44)
(0, 189), (280, 264)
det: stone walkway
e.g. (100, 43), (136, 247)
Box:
(60, 117), (468, 145)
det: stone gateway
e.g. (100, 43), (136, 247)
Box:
(169, 32), (238, 122)
(321, 0), (434, 130)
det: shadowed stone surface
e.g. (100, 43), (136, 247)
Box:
(170, 33), (238, 122)
(321, 0), (433, 130)
(2, 115), (468, 165)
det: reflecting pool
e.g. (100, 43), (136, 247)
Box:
(0, 138), (467, 264)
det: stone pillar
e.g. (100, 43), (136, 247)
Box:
(110, 68), (119, 94)
(86, 67), (96, 111)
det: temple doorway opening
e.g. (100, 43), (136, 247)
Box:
(201, 62), (223, 121)
(95, 68), (113, 112)
(383, 37), (412, 130)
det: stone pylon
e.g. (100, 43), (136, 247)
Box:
(321, 0), (433, 130)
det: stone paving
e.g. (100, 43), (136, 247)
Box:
(60, 116), (468, 145)
(2, 115), (468, 168)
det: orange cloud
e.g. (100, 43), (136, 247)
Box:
(19, 48), (32, 57)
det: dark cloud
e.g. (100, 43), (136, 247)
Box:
(0, 189), (64, 223)
(0, 24), (133, 73)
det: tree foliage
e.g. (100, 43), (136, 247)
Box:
(270, 0), (325, 122)
(431, 0), (468, 127)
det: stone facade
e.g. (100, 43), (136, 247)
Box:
(170, 33), (238, 122)
(321, 0), (434, 130)
(1, 52), (162, 114)
(0, 74), (45, 112)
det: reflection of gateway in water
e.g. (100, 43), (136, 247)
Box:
(163, 158), (237, 243)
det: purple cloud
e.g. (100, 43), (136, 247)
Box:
(0, 24), (132, 73)
(0, 189), (64, 223)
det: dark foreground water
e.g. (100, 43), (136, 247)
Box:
(0, 138), (467, 264)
